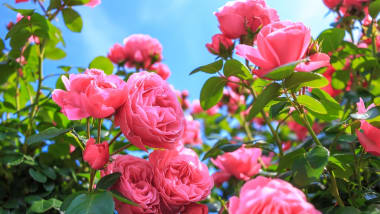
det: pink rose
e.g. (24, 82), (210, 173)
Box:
(236, 21), (311, 77)
(15, 0), (28, 3)
(321, 65), (342, 97)
(123, 34), (163, 69)
(102, 155), (161, 213)
(115, 71), (185, 151)
(211, 145), (262, 181)
(229, 176), (321, 214)
(86, 0), (101, 7)
(323, 0), (342, 9)
(182, 203), (208, 214)
(150, 62), (171, 80)
(343, 0), (369, 7)
(295, 53), (330, 72)
(214, 0), (279, 39)
(107, 43), (127, 64)
(355, 98), (380, 156)
(191, 100), (219, 115)
(212, 171), (231, 186)
(83, 138), (109, 170)
(149, 148), (213, 212)
(182, 116), (202, 145)
(206, 34), (234, 56)
(289, 121), (322, 141)
(52, 69), (128, 120)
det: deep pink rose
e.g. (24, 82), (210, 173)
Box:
(108, 43), (127, 64)
(182, 203), (208, 214)
(214, 0), (279, 39)
(83, 138), (109, 170)
(102, 155), (161, 213)
(182, 116), (202, 145)
(211, 145), (262, 181)
(15, 0), (28, 3)
(229, 176), (321, 214)
(206, 34), (234, 55)
(191, 100), (219, 115)
(236, 21), (311, 77)
(288, 121), (322, 141)
(115, 71), (185, 151)
(321, 65), (342, 97)
(52, 69), (128, 120)
(150, 62), (171, 80)
(343, 0), (369, 7)
(86, 0), (101, 7)
(149, 148), (213, 212)
(212, 171), (231, 186)
(323, 0), (342, 8)
(123, 34), (163, 69)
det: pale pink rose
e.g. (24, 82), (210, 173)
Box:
(150, 62), (171, 80)
(115, 71), (185, 151)
(323, 0), (342, 9)
(206, 34), (234, 55)
(83, 138), (109, 170)
(52, 69), (128, 120)
(107, 43), (127, 64)
(182, 203), (208, 214)
(236, 21), (311, 77)
(211, 145), (262, 181)
(102, 155), (161, 213)
(212, 171), (231, 186)
(228, 176), (321, 214)
(214, 0), (279, 39)
(149, 148), (213, 213)
(182, 116), (202, 145)
(295, 53), (330, 72)
(191, 100), (219, 115)
(86, 0), (101, 7)
(357, 97), (375, 114)
(123, 34), (163, 69)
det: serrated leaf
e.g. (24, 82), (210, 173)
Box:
(200, 77), (226, 110)
(190, 60), (223, 75)
(248, 83), (281, 120)
(89, 56), (114, 75)
(223, 59), (252, 80)
(297, 95), (327, 114)
(62, 8), (83, 32)
(96, 172), (121, 190)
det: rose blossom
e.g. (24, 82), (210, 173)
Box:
(83, 138), (109, 170)
(182, 116), (202, 145)
(214, 0), (279, 39)
(211, 145), (262, 181)
(182, 203), (208, 214)
(228, 176), (321, 214)
(15, 0), (28, 3)
(123, 34), (163, 69)
(107, 43), (127, 64)
(355, 98), (380, 156)
(323, 0), (342, 9)
(206, 34), (234, 56)
(115, 71), (185, 151)
(102, 155), (161, 213)
(52, 69), (128, 120)
(191, 99), (219, 115)
(236, 21), (311, 77)
(149, 148), (213, 213)
(150, 62), (171, 80)
(86, 0), (101, 7)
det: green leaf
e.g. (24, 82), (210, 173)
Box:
(64, 0), (90, 6)
(248, 83), (281, 120)
(263, 61), (298, 80)
(41, 167), (57, 180)
(30, 13), (50, 39)
(62, 8), (83, 33)
(66, 191), (115, 214)
(317, 28), (345, 53)
(26, 127), (72, 145)
(29, 199), (53, 213)
(3, 3), (35, 16)
(29, 168), (47, 183)
(297, 95), (327, 114)
(61, 192), (86, 211)
(369, 0), (380, 18)
(278, 148), (306, 172)
(202, 139), (229, 161)
(96, 172), (121, 190)
(328, 207), (361, 214)
(48, 0), (61, 10)
(310, 88), (342, 121)
(219, 143), (243, 153)
(110, 190), (138, 206)
(1, 152), (24, 166)
(190, 60), (223, 75)
(200, 76), (226, 110)
(223, 59), (252, 80)
(284, 72), (328, 90)
(89, 56), (114, 75)
(332, 70), (350, 90)
(45, 47), (66, 60)
(269, 101), (288, 118)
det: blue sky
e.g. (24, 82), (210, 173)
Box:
(0, 0), (335, 100)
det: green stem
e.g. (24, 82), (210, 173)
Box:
(109, 131), (122, 147)
(329, 169), (345, 207)
(97, 119), (102, 143)
(86, 118), (91, 139)
(111, 143), (131, 156)
(350, 143), (362, 190)
(89, 169), (96, 192)
(68, 132), (85, 151)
